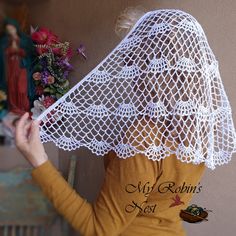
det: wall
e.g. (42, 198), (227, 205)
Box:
(24, 0), (236, 235)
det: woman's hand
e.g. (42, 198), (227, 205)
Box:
(15, 112), (48, 168)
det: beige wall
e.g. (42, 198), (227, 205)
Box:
(2, 0), (235, 235)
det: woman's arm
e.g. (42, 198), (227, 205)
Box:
(31, 154), (157, 235)
(15, 113), (158, 236)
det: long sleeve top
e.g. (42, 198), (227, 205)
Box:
(31, 150), (205, 236)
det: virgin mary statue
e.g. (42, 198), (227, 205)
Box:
(0, 18), (35, 116)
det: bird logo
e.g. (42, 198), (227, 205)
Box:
(169, 194), (185, 208)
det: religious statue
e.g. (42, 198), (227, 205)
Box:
(0, 18), (35, 116)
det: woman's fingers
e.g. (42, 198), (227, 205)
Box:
(25, 121), (33, 138)
(15, 114), (47, 168)
(15, 112), (30, 147)
(30, 120), (41, 141)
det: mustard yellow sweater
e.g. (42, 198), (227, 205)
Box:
(32, 151), (205, 236)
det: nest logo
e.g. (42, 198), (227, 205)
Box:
(179, 204), (212, 223)
(157, 182), (212, 223)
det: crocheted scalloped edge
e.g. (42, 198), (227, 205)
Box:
(40, 134), (236, 170)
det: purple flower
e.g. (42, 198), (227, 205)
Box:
(41, 71), (50, 84)
(76, 44), (87, 59)
(57, 58), (73, 71)
(63, 70), (69, 78)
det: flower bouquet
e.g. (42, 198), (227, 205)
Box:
(31, 28), (73, 118)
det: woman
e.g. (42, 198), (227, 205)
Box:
(15, 9), (236, 236)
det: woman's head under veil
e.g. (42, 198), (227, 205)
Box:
(37, 9), (236, 169)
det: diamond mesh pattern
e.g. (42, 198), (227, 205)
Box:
(36, 9), (236, 169)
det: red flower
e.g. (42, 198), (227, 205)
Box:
(32, 27), (58, 45)
(52, 47), (62, 55)
(32, 28), (60, 55)
(42, 96), (55, 108)
(35, 85), (44, 96)
(52, 43), (73, 58)
(65, 46), (73, 59)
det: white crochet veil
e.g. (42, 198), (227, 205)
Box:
(36, 9), (236, 169)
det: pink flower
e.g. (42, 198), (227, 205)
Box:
(47, 75), (55, 85)
(42, 96), (55, 108)
(33, 72), (41, 81)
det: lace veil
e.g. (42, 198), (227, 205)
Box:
(36, 9), (236, 169)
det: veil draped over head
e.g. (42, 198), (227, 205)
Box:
(36, 9), (236, 170)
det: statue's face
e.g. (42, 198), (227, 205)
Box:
(6, 24), (17, 37)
